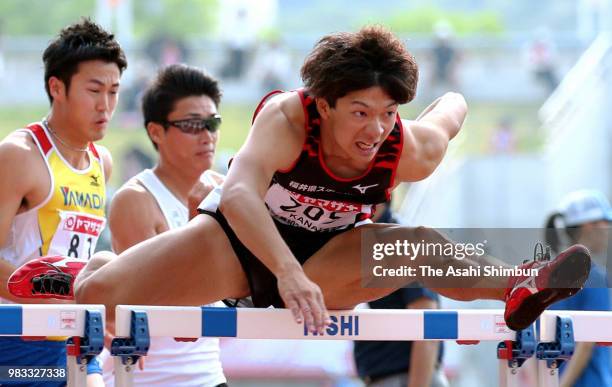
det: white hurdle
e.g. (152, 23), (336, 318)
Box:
(111, 306), (612, 387)
(114, 306), (516, 341)
(0, 304), (105, 387)
(113, 306), (527, 387)
(7, 305), (612, 386)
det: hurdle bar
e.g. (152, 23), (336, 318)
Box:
(114, 306), (517, 340)
(113, 307), (612, 387)
(113, 306), (530, 387)
(0, 304), (105, 387)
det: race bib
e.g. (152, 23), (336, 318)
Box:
(265, 183), (372, 232)
(48, 211), (106, 259)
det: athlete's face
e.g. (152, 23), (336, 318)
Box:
(155, 95), (219, 175)
(51, 60), (121, 142)
(318, 86), (398, 163)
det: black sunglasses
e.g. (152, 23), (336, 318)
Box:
(163, 114), (222, 134)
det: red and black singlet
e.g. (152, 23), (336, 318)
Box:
(259, 89), (404, 232)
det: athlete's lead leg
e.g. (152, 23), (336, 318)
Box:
(305, 223), (590, 330)
(75, 215), (250, 320)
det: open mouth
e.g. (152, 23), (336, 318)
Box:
(356, 141), (378, 152)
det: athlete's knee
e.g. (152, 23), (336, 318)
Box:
(74, 251), (117, 305)
(412, 225), (446, 243)
(89, 251), (116, 269)
(75, 274), (107, 305)
(408, 226), (457, 267)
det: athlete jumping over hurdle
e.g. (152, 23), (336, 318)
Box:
(9, 26), (591, 333)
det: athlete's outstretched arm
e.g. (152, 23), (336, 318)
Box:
(220, 92), (331, 333)
(395, 92), (467, 183)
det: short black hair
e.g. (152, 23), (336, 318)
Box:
(301, 25), (418, 107)
(141, 64), (222, 150)
(43, 18), (127, 104)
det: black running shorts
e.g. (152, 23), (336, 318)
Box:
(200, 208), (348, 308)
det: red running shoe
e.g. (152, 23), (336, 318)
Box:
(8, 256), (87, 300)
(504, 243), (591, 331)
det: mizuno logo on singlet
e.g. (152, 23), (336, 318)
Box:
(60, 186), (104, 210)
(352, 183), (378, 194)
(90, 174), (101, 187)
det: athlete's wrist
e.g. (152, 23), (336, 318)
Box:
(273, 260), (303, 278)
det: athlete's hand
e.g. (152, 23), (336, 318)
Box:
(277, 268), (331, 334)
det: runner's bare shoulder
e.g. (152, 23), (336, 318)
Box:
(109, 178), (165, 231)
(0, 130), (47, 180)
(0, 130), (50, 210)
(241, 91), (305, 172)
(258, 91), (307, 145)
(111, 178), (159, 215)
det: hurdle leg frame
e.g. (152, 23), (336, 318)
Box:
(537, 314), (579, 387)
(537, 359), (562, 387)
(110, 310), (151, 387)
(66, 344), (87, 387)
(64, 309), (105, 387)
(496, 325), (536, 387)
